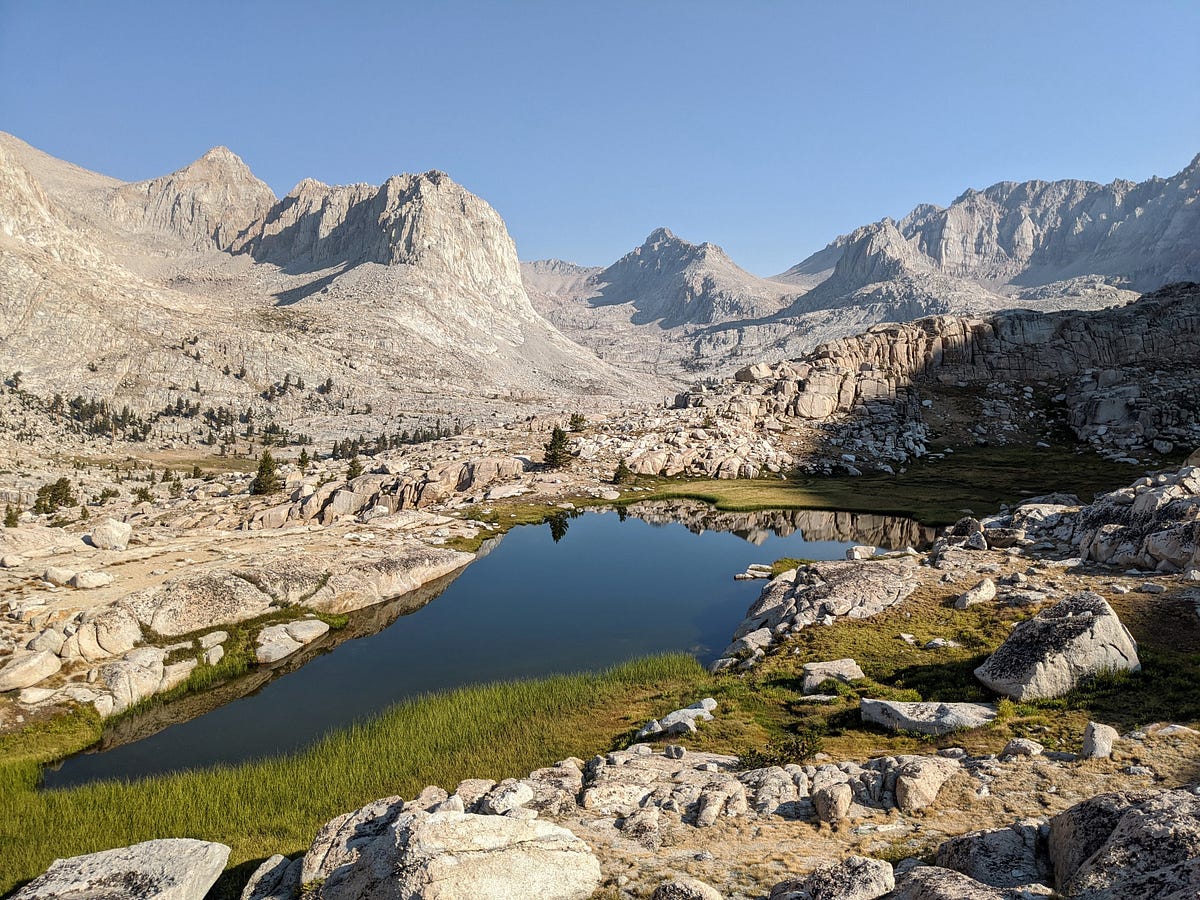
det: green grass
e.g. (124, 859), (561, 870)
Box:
(636, 445), (1147, 526)
(0, 654), (708, 896)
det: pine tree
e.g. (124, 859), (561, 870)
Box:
(298, 448), (310, 472)
(613, 458), (634, 484)
(542, 426), (572, 469)
(250, 450), (281, 495)
(4, 504), (19, 528)
(568, 412), (587, 432)
(347, 455), (364, 479)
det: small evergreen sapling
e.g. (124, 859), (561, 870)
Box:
(542, 426), (572, 469)
(250, 450), (282, 495)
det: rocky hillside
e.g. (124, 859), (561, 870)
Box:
(530, 156), (1196, 383)
(779, 154), (1200, 304)
(525, 229), (800, 377)
(661, 283), (1200, 478)
(0, 132), (643, 446)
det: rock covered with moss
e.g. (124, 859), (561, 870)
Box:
(974, 592), (1140, 701)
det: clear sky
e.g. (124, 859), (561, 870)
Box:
(2, 1), (1197, 275)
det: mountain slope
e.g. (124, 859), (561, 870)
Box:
(0, 133), (645, 439)
(781, 155), (1200, 299)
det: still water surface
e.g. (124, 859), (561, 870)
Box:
(45, 506), (926, 786)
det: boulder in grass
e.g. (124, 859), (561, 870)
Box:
(974, 592), (1139, 701)
(861, 699), (997, 735)
(12, 838), (229, 900)
(801, 658), (865, 693)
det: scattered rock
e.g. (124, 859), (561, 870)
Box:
(41, 565), (76, 586)
(652, 876), (724, 900)
(0, 649), (62, 692)
(88, 518), (133, 551)
(955, 578), (997, 609)
(860, 699), (997, 735)
(1082, 721), (1119, 759)
(813, 782), (854, 824)
(770, 855), (895, 900)
(11, 838), (229, 900)
(801, 658), (865, 693)
(70, 570), (114, 589)
(1001, 738), (1044, 758)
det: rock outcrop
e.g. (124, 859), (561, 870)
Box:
(11, 838), (230, 900)
(681, 283), (1200, 471)
(974, 592), (1140, 701)
(1049, 788), (1200, 898)
(713, 558), (920, 669)
(313, 809), (601, 900)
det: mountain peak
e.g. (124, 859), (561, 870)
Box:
(107, 145), (275, 251)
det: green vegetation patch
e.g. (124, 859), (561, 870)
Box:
(638, 445), (1146, 526)
(0, 654), (706, 896)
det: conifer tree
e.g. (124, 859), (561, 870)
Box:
(542, 426), (572, 469)
(347, 455), (364, 479)
(298, 448), (310, 472)
(250, 450), (281, 495)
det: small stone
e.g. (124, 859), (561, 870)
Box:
(1082, 722), (1118, 759)
(1001, 738), (1044, 758)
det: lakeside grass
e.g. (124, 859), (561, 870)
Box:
(0, 447), (1187, 894)
(2, 577), (1197, 896)
(635, 445), (1149, 526)
(0, 655), (709, 896)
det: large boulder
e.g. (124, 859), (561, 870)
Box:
(241, 854), (301, 900)
(315, 810), (601, 899)
(934, 819), (1050, 888)
(88, 518), (133, 551)
(801, 658), (865, 693)
(860, 699), (997, 735)
(889, 866), (1010, 899)
(1049, 789), (1200, 898)
(99, 647), (167, 714)
(974, 592), (1140, 701)
(11, 838), (229, 900)
(769, 855), (895, 900)
(124, 574), (275, 637)
(893, 756), (961, 813)
(0, 649), (61, 691)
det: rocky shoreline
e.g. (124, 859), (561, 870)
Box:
(6, 453), (1199, 898)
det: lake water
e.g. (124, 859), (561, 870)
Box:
(44, 503), (931, 787)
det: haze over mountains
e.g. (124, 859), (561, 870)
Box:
(527, 154), (1200, 378)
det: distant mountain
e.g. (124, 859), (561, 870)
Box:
(107, 146), (276, 251)
(0, 133), (642, 436)
(780, 156), (1200, 301)
(528, 156), (1198, 382)
(523, 228), (799, 376)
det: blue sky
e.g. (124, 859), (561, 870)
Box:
(2, 1), (1197, 275)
